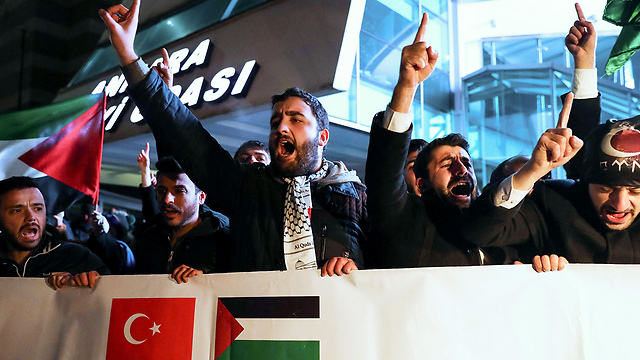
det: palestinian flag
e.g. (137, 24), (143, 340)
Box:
(215, 296), (320, 360)
(0, 93), (106, 215)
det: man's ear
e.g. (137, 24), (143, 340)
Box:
(198, 191), (206, 205)
(318, 129), (329, 147)
(416, 177), (427, 194)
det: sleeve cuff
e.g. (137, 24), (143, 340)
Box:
(121, 57), (151, 86)
(493, 174), (530, 209)
(572, 68), (598, 99)
(381, 105), (413, 133)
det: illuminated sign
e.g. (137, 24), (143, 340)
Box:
(90, 39), (259, 131)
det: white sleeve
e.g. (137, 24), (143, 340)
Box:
(379, 106), (413, 133)
(572, 68), (598, 99)
(493, 174), (531, 209)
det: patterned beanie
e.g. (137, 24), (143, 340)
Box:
(582, 116), (640, 186)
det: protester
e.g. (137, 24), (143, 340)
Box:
(234, 140), (271, 165)
(405, 139), (428, 196)
(99, 0), (369, 276)
(0, 176), (109, 289)
(135, 156), (231, 283)
(366, 14), (511, 268)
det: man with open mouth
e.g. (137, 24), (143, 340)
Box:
(0, 176), (109, 289)
(100, 0), (368, 276)
(366, 14), (510, 268)
(462, 10), (640, 268)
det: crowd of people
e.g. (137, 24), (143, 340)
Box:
(1, 1), (639, 290)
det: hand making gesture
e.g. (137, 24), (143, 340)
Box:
(137, 142), (156, 187)
(152, 48), (174, 88)
(389, 13), (439, 114)
(99, 0), (141, 66)
(513, 93), (583, 190)
(565, 3), (596, 69)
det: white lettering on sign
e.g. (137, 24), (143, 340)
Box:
(181, 39), (211, 71)
(180, 76), (205, 106)
(169, 48), (190, 75)
(105, 96), (129, 131)
(231, 60), (257, 96)
(202, 67), (235, 102)
(94, 38), (259, 132)
(105, 74), (126, 98)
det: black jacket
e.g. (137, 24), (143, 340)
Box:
(463, 180), (640, 263)
(0, 225), (110, 277)
(126, 70), (368, 271)
(135, 208), (232, 274)
(365, 113), (509, 268)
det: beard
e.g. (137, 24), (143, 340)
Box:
(162, 201), (199, 231)
(270, 135), (322, 177)
(434, 174), (477, 209)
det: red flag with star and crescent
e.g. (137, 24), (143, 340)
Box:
(106, 298), (196, 360)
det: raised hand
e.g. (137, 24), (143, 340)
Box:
(152, 48), (173, 88)
(389, 13), (439, 113)
(99, 0), (141, 66)
(565, 3), (596, 69)
(137, 142), (155, 187)
(513, 93), (583, 190)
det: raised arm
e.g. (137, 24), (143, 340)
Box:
(564, 3), (601, 179)
(513, 94), (583, 191)
(389, 13), (439, 113)
(99, 0), (140, 66)
(566, 3), (596, 70)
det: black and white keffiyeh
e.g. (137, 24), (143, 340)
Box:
(282, 161), (328, 270)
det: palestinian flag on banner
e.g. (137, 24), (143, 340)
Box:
(215, 296), (320, 360)
(0, 93), (106, 215)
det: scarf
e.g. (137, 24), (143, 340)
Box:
(282, 161), (328, 270)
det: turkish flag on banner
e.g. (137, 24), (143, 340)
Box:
(106, 298), (196, 360)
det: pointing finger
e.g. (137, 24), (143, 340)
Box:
(130, 0), (141, 19)
(575, 3), (585, 22)
(162, 48), (170, 67)
(413, 13), (428, 44)
(557, 92), (573, 129)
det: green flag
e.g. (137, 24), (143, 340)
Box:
(603, 0), (640, 75)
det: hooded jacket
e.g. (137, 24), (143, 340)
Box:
(0, 225), (110, 277)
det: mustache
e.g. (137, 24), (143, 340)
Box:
(448, 174), (474, 188)
(162, 204), (181, 213)
(20, 222), (40, 231)
(602, 206), (634, 215)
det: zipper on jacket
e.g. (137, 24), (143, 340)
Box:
(320, 225), (327, 261)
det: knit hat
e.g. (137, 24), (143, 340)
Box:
(581, 116), (640, 186)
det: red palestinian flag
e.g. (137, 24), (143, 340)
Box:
(0, 93), (105, 214)
(106, 298), (196, 360)
(215, 296), (320, 360)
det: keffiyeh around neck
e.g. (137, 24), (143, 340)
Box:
(282, 161), (328, 270)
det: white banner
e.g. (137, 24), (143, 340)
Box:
(2, 265), (640, 359)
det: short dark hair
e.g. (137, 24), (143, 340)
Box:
(234, 140), (269, 160)
(413, 133), (470, 180)
(271, 87), (329, 132)
(155, 156), (201, 193)
(0, 176), (40, 200)
(408, 139), (428, 155)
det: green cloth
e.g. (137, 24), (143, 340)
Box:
(603, 0), (640, 75)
